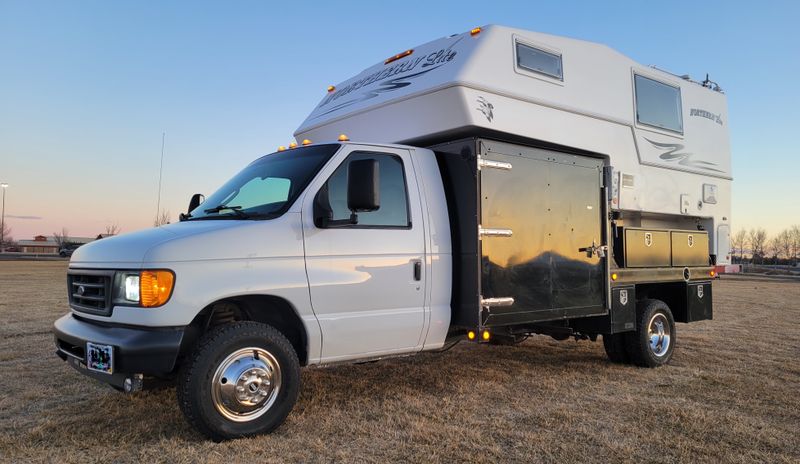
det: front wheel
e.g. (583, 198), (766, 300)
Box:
(177, 321), (300, 441)
(624, 299), (675, 367)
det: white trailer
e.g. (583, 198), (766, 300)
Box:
(53, 25), (731, 440)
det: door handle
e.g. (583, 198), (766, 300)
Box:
(578, 239), (607, 258)
(413, 260), (422, 281)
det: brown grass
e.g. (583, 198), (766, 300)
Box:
(0, 261), (798, 463)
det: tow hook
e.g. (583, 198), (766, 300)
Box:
(123, 374), (144, 393)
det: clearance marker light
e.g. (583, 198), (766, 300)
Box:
(482, 330), (491, 341)
(302, 139), (312, 146)
(338, 134), (350, 142)
(470, 27), (482, 36)
(385, 49), (413, 65)
(611, 273), (618, 281)
(467, 330), (476, 341)
(327, 85), (335, 93)
(277, 146), (286, 152)
(710, 270), (716, 277)
(289, 142), (298, 149)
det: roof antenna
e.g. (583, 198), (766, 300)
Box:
(156, 132), (166, 219)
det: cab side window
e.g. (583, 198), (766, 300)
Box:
(322, 152), (410, 228)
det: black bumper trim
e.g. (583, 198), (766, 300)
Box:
(53, 313), (186, 377)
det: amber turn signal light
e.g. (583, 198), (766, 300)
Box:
(140, 270), (175, 308)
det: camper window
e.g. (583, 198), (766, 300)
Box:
(634, 74), (683, 134)
(515, 42), (563, 80)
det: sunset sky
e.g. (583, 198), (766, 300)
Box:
(1, 0), (798, 240)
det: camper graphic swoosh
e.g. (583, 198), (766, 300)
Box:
(644, 138), (724, 173)
(314, 65), (445, 119)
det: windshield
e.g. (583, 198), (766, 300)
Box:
(187, 144), (340, 220)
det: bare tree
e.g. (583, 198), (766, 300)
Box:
(0, 221), (12, 249)
(105, 223), (120, 235)
(52, 228), (70, 248)
(154, 210), (171, 227)
(790, 225), (800, 266)
(775, 229), (792, 261)
(766, 236), (780, 261)
(748, 228), (767, 264)
(731, 229), (747, 263)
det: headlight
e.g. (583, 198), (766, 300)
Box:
(113, 270), (175, 308)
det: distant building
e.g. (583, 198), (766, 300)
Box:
(15, 235), (101, 254)
(17, 235), (59, 254)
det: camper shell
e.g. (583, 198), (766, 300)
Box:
(296, 24), (728, 336)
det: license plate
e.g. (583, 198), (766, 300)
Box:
(86, 342), (114, 374)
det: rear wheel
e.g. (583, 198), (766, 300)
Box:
(624, 299), (675, 367)
(602, 333), (629, 364)
(177, 321), (300, 441)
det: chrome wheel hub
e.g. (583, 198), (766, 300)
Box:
(211, 347), (281, 422)
(647, 313), (671, 357)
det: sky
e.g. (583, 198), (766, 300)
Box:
(1, 0), (798, 240)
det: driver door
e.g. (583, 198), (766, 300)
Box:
(302, 146), (427, 362)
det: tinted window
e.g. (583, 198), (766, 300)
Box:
(634, 74), (683, 133)
(516, 42), (563, 80)
(323, 152), (410, 227)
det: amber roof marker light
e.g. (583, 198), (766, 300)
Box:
(338, 134), (350, 142)
(470, 27), (482, 36)
(327, 85), (335, 93)
(385, 49), (413, 65)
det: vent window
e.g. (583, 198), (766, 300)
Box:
(634, 74), (683, 133)
(515, 42), (563, 80)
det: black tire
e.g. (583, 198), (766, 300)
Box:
(177, 321), (300, 441)
(624, 299), (675, 368)
(602, 333), (629, 364)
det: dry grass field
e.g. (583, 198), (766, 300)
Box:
(0, 261), (798, 463)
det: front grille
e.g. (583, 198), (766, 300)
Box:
(67, 270), (114, 316)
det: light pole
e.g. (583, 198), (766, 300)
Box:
(1, 183), (7, 253)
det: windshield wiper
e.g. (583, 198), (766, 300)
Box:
(203, 204), (251, 218)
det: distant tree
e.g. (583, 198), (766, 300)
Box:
(154, 210), (171, 227)
(790, 225), (800, 265)
(731, 229), (747, 263)
(766, 237), (780, 262)
(748, 228), (767, 264)
(775, 230), (792, 261)
(53, 228), (71, 248)
(0, 221), (12, 250)
(105, 223), (120, 235)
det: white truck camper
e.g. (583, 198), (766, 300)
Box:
(54, 25), (731, 440)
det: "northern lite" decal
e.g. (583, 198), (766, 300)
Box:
(312, 38), (463, 119)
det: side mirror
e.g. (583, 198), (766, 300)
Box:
(188, 193), (205, 213)
(347, 159), (380, 212)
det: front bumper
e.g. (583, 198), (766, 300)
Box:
(53, 313), (187, 388)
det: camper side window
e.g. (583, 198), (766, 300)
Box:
(515, 42), (563, 80)
(321, 152), (411, 228)
(634, 74), (683, 134)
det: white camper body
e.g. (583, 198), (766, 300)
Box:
(296, 25), (732, 264)
(53, 25), (730, 440)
